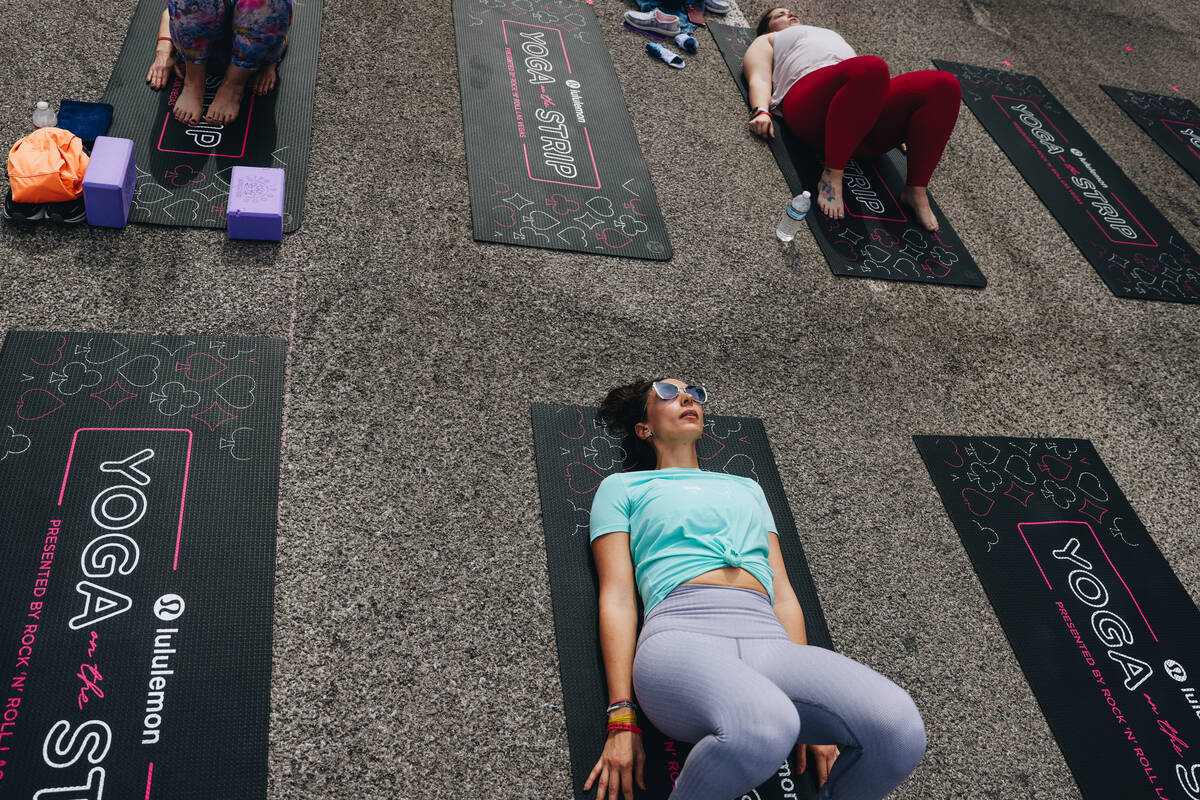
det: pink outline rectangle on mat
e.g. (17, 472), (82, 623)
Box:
(992, 94), (1071, 144)
(521, 127), (602, 190)
(843, 159), (908, 223)
(1084, 191), (1159, 248)
(500, 19), (573, 74)
(502, 18), (600, 189)
(1017, 519), (1158, 642)
(1158, 117), (1200, 161)
(156, 97), (255, 158)
(146, 762), (154, 800)
(57, 428), (194, 571)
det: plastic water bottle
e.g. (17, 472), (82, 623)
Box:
(33, 101), (56, 128)
(775, 191), (811, 242)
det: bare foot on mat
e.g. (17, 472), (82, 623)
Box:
(900, 185), (939, 232)
(252, 61), (279, 96)
(205, 78), (246, 124)
(817, 167), (845, 221)
(172, 75), (205, 124)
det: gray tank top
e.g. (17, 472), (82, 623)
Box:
(769, 24), (857, 109)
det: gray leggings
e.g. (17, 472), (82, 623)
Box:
(632, 585), (926, 800)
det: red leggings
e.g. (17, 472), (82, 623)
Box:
(779, 55), (961, 187)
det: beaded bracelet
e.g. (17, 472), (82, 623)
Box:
(606, 723), (643, 735)
(606, 699), (638, 714)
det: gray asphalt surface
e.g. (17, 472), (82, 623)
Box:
(1, 0), (1198, 797)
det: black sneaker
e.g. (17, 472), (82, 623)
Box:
(3, 190), (46, 222)
(44, 196), (86, 224)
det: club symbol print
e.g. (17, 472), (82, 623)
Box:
(154, 594), (186, 622)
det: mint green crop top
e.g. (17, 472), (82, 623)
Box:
(589, 468), (777, 613)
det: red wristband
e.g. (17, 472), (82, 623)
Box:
(606, 723), (643, 735)
(157, 36), (173, 42)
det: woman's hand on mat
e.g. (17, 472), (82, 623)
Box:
(584, 730), (646, 800)
(147, 52), (180, 90)
(749, 113), (774, 140)
(797, 743), (840, 789)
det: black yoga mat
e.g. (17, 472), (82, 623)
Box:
(710, 23), (985, 288)
(914, 435), (1200, 800)
(455, 0), (672, 260)
(532, 403), (832, 800)
(935, 61), (1200, 303)
(100, 0), (322, 231)
(0, 330), (284, 799)
(1102, 86), (1200, 186)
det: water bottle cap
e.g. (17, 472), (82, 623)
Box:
(801, 190), (810, 198)
(36, 101), (49, 109)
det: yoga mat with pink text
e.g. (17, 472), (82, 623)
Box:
(0, 330), (283, 800)
(936, 62), (1200, 303)
(915, 435), (1200, 800)
(532, 403), (832, 800)
(454, 0), (672, 260)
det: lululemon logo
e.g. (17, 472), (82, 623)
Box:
(1164, 659), (1188, 683)
(154, 593), (186, 622)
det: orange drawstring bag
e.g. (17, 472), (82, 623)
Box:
(7, 127), (90, 203)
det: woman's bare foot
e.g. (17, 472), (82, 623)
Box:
(205, 79), (245, 124)
(173, 72), (206, 124)
(252, 61), (279, 96)
(900, 185), (939, 232)
(817, 167), (845, 220)
(204, 64), (254, 124)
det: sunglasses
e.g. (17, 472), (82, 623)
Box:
(651, 381), (709, 405)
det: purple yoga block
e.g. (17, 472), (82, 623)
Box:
(227, 166), (285, 241)
(82, 137), (136, 228)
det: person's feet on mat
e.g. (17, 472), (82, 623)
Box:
(900, 184), (938, 231)
(252, 60), (279, 95)
(817, 167), (845, 220)
(205, 65), (252, 124)
(173, 61), (208, 125)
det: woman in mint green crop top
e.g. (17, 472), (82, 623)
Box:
(583, 378), (927, 800)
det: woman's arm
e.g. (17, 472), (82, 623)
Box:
(743, 34), (775, 111)
(583, 531), (646, 800)
(594, 531), (640, 702)
(768, 531), (807, 645)
(146, 9), (178, 89)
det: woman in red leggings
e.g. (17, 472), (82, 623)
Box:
(743, 7), (960, 231)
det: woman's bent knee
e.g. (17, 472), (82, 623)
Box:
(882, 694), (927, 780)
(842, 54), (890, 83)
(725, 705), (801, 786)
(930, 70), (962, 103)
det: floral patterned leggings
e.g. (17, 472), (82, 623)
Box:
(168, 0), (292, 71)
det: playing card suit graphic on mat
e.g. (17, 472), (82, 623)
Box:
(214, 374), (257, 410)
(17, 388), (66, 421)
(30, 334), (66, 366)
(117, 354), (162, 387)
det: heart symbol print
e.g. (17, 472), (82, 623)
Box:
(30, 334), (66, 366)
(596, 227), (633, 249)
(175, 352), (229, 382)
(961, 487), (995, 517)
(566, 461), (605, 495)
(696, 432), (727, 462)
(492, 205), (517, 228)
(584, 196), (615, 218)
(214, 374), (257, 409)
(117, 354), (162, 387)
(2, 425), (31, 461)
(17, 388), (66, 421)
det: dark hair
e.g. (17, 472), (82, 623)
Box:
(757, 7), (784, 36)
(596, 377), (664, 470)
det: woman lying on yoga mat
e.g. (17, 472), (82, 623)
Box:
(146, 0), (292, 125)
(584, 377), (925, 800)
(743, 7), (961, 231)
